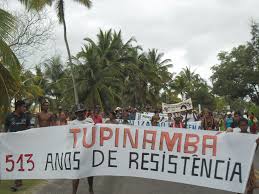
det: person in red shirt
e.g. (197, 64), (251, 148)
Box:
(92, 107), (103, 124)
(172, 114), (184, 128)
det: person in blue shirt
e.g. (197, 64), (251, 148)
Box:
(225, 112), (233, 129)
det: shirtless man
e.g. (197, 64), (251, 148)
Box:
(37, 101), (54, 127)
(57, 106), (67, 125)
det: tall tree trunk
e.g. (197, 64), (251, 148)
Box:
(62, 15), (79, 105)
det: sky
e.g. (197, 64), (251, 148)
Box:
(3, 0), (259, 81)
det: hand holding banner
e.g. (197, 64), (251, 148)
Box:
(0, 124), (258, 193)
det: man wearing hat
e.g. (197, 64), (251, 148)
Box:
(70, 104), (94, 194)
(70, 104), (94, 125)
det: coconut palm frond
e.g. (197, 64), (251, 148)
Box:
(18, 0), (53, 11)
(0, 8), (16, 40)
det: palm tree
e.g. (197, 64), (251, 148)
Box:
(0, 9), (19, 66)
(0, 8), (22, 126)
(120, 48), (145, 107)
(180, 67), (194, 82)
(142, 49), (173, 107)
(172, 67), (198, 99)
(171, 66), (213, 107)
(19, 0), (93, 105)
(0, 8), (20, 107)
(13, 69), (44, 101)
(0, 62), (17, 107)
(171, 76), (187, 100)
(75, 30), (135, 111)
(44, 56), (71, 103)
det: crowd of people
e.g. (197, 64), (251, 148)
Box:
(2, 99), (259, 194)
(4, 99), (259, 133)
(113, 106), (259, 134)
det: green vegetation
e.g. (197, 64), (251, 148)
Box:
(0, 1), (259, 121)
(0, 180), (43, 194)
(19, 0), (92, 105)
(211, 22), (259, 107)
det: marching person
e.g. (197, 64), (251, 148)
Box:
(4, 100), (31, 192)
(151, 111), (160, 126)
(70, 104), (94, 194)
(92, 106), (103, 124)
(248, 112), (258, 134)
(172, 113), (184, 128)
(128, 107), (137, 120)
(115, 107), (122, 119)
(201, 109), (215, 130)
(105, 111), (119, 124)
(36, 101), (54, 127)
(227, 118), (259, 194)
(218, 114), (226, 131)
(167, 113), (173, 122)
(183, 110), (196, 127)
(225, 112), (233, 129)
(184, 110), (199, 122)
(231, 112), (241, 128)
(57, 106), (68, 125)
(121, 108), (130, 124)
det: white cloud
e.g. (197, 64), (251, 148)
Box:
(4, 0), (259, 81)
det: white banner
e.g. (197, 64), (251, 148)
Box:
(0, 124), (258, 193)
(133, 120), (172, 127)
(116, 119), (135, 125)
(116, 119), (172, 126)
(132, 120), (201, 130)
(116, 119), (172, 127)
(162, 99), (193, 113)
(186, 121), (202, 130)
(118, 119), (200, 130)
(135, 112), (168, 121)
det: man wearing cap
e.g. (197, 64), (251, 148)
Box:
(70, 104), (94, 194)
(70, 104), (94, 125)
(5, 100), (31, 192)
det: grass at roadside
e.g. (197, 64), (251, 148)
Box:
(0, 180), (43, 194)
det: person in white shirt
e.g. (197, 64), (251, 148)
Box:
(70, 105), (94, 125)
(227, 118), (259, 194)
(167, 113), (173, 122)
(184, 109), (199, 123)
(71, 104), (94, 194)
